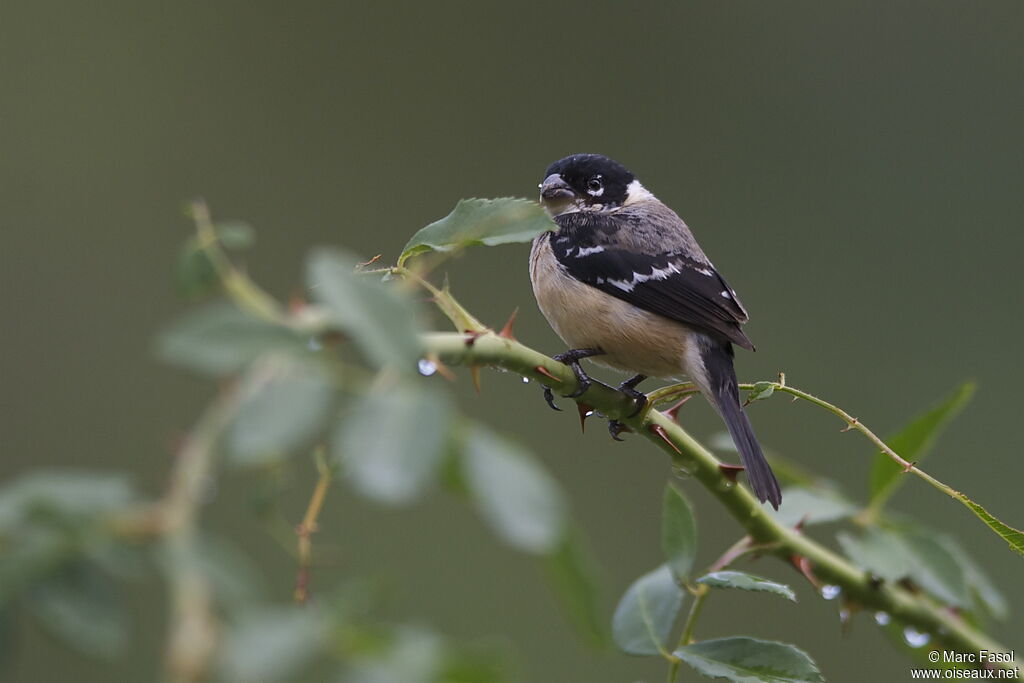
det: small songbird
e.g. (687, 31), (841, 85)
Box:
(529, 153), (782, 509)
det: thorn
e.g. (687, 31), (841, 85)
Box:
(425, 353), (457, 382)
(663, 395), (693, 422)
(840, 599), (860, 634)
(648, 423), (681, 454)
(718, 463), (745, 483)
(463, 330), (484, 347)
(535, 365), (562, 382)
(357, 254), (382, 268)
(901, 460), (917, 473)
(841, 418), (858, 432)
(777, 371), (786, 387)
(498, 308), (518, 339)
(794, 514), (810, 533)
(791, 395), (800, 403)
(470, 365), (482, 393)
(789, 554), (821, 589)
(288, 290), (307, 313)
(577, 403), (593, 433)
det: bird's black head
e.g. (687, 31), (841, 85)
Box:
(539, 153), (638, 216)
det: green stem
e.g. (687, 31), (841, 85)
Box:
(421, 331), (1016, 676)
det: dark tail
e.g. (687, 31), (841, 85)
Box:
(699, 340), (782, 510)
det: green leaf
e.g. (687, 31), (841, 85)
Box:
(218, 606), (326, 683)
(611, 564), (684, 656)
(307, 248), (423, 373)
(175, 222), (255, 298)
(333, 382), (452, 505)
(837, 527), (970, 607)
(543, 527), (608, 646)
(767, 487), (857, 528)
(868, 381), (975, 507)
(228, 356), (334, 465)
(398, 198), (556, 267)
(156, 301), (311, 376)
(745, 381), (776, 404)
(673, 637), (823, 683)
(956, 494), (1024, 557)
(27, 562), (127, 658)
(940, 535), (1008, 619)
(0, 470), (135, 530)
(661, 484), (697, 581)
(696, 571), (797, 602)
(462, 424), (566, 554)
(342, 626), (443, 683)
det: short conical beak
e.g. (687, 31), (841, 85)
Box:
(539, 174), (574, 202)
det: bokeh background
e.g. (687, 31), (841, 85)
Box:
(2, 2), (1022, 681)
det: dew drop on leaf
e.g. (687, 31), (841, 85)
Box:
(874, 611), (891, 626)
(521, 376), (530, 383)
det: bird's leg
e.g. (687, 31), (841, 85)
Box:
(542, 384), (561, 412)
(552, 348), (605, 398)
(617, 374), (648, 417)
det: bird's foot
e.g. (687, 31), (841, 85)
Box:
(542, 384), (561, 411)
(617, 374), (648, 417)
(552, 348), (605, 398)
(608, 420), (632, 442)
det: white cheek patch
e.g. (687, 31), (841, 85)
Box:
(623, 179), (655, 206)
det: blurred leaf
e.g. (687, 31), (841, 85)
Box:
(661, 484), (697, 582)
(342, 626), (443, 683)
(27, 562), (127, 658)
(0, 528), (69, 604)
(334, 382), (451, 505)
(696, 571), (797, 602)
(673, 637), (823, 683)
(745, 381), (776, 404)
(0, 470), (135, 530)
(195, 534), (267, 611)
(218, 606), (326, 683)
(157, 301), (310, 376)
(940, 536), (1008, 620)
(462, 424), (566, 554)
(767, 487), (857, 528)
(307, 248), (422, 373)
(228, 355), (334, 465)
(398, 198), (555, 267)
(543, 527), (608, 647)
(611, 564), (684, 656)
(868, 381), (974, 507)
(175, 222), (255, 298)
(437, 643), (511, 683)
(837, 527), (970, 608)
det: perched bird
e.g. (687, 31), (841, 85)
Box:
(529, 153), (782, 509)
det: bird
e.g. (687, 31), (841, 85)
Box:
(529, 153), (782, 509)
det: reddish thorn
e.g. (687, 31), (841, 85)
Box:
(535, 365), (562, 382)
(288, 290), (307, 313)
(794, 514), (810, 532)
(357, 254), (383, 268)
(470, 365), (482, 394)
(498, 307), (519, 340)
(664, 395), (693, 422)
(648, 423), (681, 454)
(463, 330), (484, 346)
(431, 359), (457, 382)
(576, 403), (594, 433)
(901, 460), (917, 473)
(789, 554), (821, 589)
(718, 463), (745, 483)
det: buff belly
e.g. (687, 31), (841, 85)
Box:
(529, 235), (694, 379)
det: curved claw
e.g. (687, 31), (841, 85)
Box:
(617, 374), (648, 418)
(563, 371), (591, 398)
(542, 385), (562, 411)
(553, 348), (604, 399)
(608, 420), (630, 441)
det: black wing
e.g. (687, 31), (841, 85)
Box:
(548, 230), (755, 350)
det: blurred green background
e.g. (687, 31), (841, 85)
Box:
(2, 2), (1022, 681)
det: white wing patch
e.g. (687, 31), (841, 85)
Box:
(600, 260), (683, 292)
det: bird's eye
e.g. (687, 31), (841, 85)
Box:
(587, 177), (603, 192)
